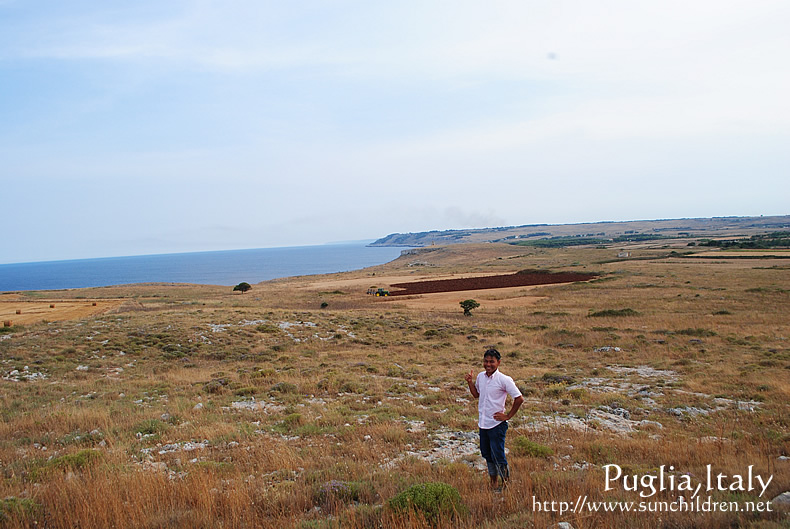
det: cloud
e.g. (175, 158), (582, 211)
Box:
(8, 1), (787, 81)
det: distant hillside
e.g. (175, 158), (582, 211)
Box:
(369, 215), (790, 247)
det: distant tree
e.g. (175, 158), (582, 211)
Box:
(460, 299), (480, 316)
(233, 282), (252, 294)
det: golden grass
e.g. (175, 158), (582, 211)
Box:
(1, 243), (789, 528)
(0, 300), (121, 326)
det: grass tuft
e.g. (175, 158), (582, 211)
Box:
(512, 437), (554, 458)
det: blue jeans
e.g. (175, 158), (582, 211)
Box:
(479, 421), (509, 478)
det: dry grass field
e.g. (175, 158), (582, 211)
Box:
(0, 296), (121, 326)
(1, 243), (789, 528)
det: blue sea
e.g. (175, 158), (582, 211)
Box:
(0, 244), (408, 292)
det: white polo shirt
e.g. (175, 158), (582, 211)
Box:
(476, 369), (522, 430)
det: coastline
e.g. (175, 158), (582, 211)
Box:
(0, 244), (409, 292)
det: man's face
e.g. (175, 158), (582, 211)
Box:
(483, 355), (501, 376)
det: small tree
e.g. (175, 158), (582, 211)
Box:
(233, 282), (252, 294)
(460, 299), (480, 316)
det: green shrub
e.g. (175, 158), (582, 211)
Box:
(588, 308), (640, 317)
(568, 388), (587, 400)
(541, 372), (574, 384)
(282, 413), (303, 426)
(46, 449), (102, 471)
(135, 419), (167, 436)
(250, 367), (276, 378)
(58, 429), (104, 446)
(316, 480), (361, 505)
(388, 482), (467, 522)
(339, 380), (363, 394)
(677, 328), (717, 337)
(194, 461), (234, 473)
(512, 437), (553, 458)
(459, 299), (480, 316)
(544, 383), (566, 397)
(203, 378), (228, 394)
(583, 441), (615, 464)
(270, 381), (299, 394)
(0, 497), (40, 522)
(233, 282), (252, 293)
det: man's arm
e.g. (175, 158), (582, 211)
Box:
(465, 369), (479, 399)
(493, 395), (524, 422)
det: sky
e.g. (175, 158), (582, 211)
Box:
(1, 1), (789, 264)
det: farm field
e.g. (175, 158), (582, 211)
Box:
(0, 296), (121, 326)
(1, 243), (789, 528)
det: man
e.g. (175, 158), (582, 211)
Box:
(465, 347), (524, 491)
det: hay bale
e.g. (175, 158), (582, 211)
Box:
(92, 302), (97, 306)
(50, 304), (55, 308)
(3, 320), (11, 327)
(15, 309), (21, 314)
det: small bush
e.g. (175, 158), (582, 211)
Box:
(203, 378), (229, 394)
(273, 413), (304, 434)
(135, 419), (167, 436)
(541, 372), (574, 384)
(388, 482), (467, 523)
(58, 429), (103, 446)
(271, 381), (299, 394)
(250, 368), (276, 378)
(46, 449), (102, 472)
(317, 480), (361, 505)
(568, 388), (587, 400)
(194, 461), (234, 473)
(544, 383), (566, 397)
(0, 497), (40, 522)
(588, 308), (640, 317)
(677, 328), (717, 337)
(512, 437), (554, 458)
(583, 441), (615, 464)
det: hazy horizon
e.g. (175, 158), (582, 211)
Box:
(3, 213), (786, 266)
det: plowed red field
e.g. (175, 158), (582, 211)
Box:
(387, 270), (596, 296)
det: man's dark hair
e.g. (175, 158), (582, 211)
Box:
(483, 347), (501, 360)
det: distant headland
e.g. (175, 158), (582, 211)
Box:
(369, 215), (790, 247)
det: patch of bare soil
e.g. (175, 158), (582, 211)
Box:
(297, 272), (518, 292)
(387, 270), (597, 296)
